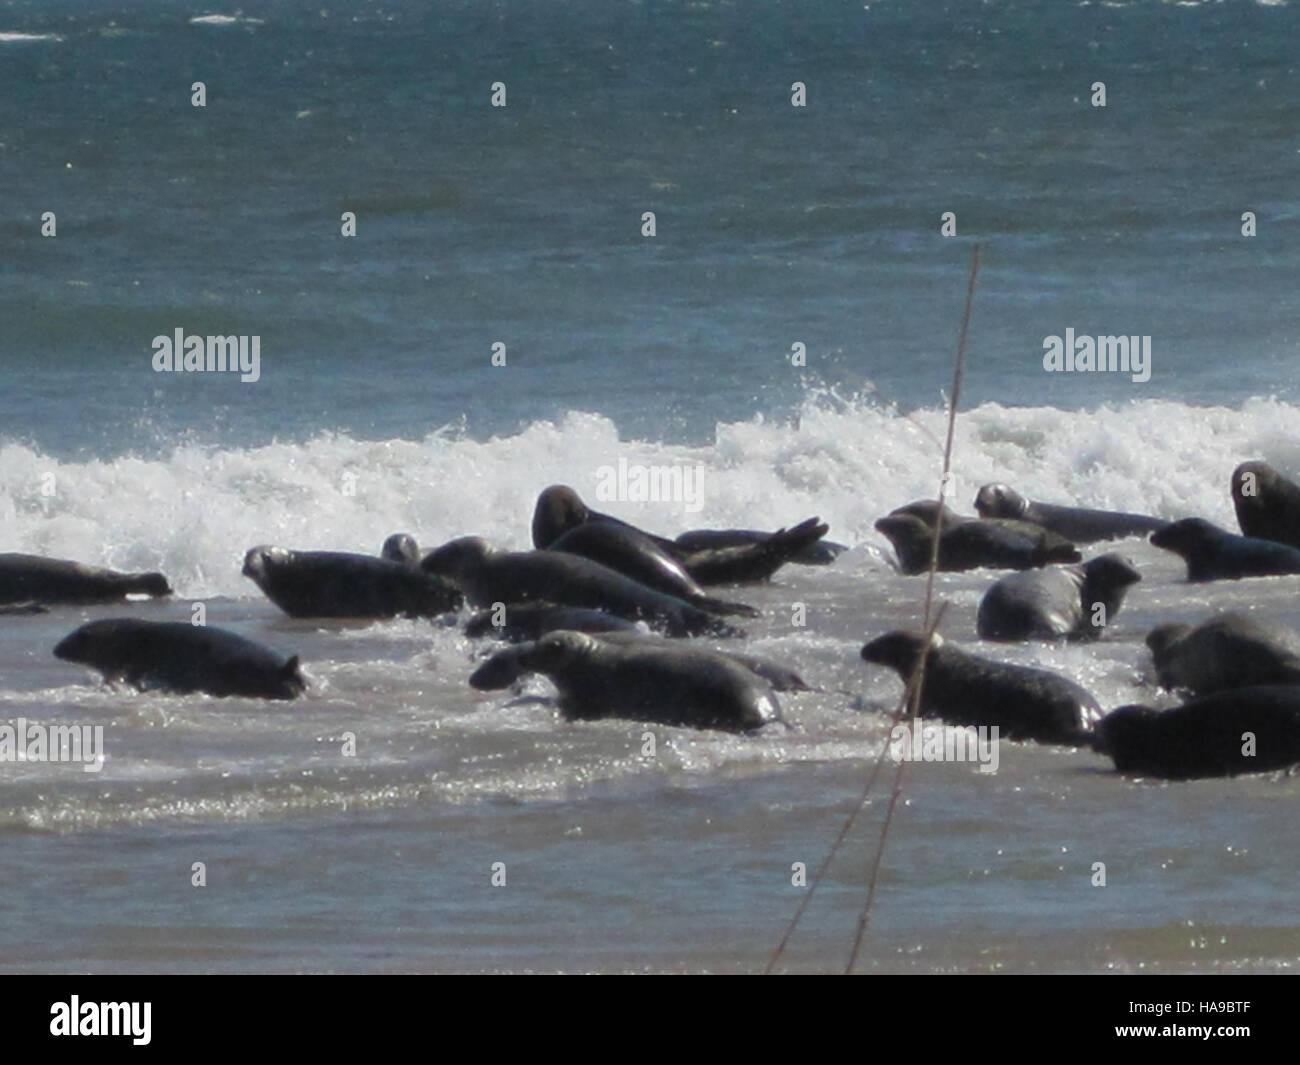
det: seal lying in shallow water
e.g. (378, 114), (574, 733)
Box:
(1149, 518), (1300, 581)
(0, 553), (172, 606)
(421, 537), (742, 638)
(545, 522), (758, 616)
(53, 619), (306, 700)
(1231, 461), (1300, 550)
(973, 484), (1167, 543)
(874, 512), (1081, 574)
(531, 485), (834, 581)
(860, 630), (1102, 745)
(472, 629), (810, 693)
(977, 553), (1142, 641)
(464, 602), (645, 641)
(1145, 612), (1300, 695)
(243, 545), (462, 618)
(468, 629), (784, 731)
(1094, 686), (1300, 779)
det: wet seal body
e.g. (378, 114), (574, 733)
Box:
(860, 630), (1102, 744)
(421, 537), (742, 638)
(1232, 461), (1300, 550)
(973, 484), (1167, 543)
(464, 602), (644, 642)
(54, 619), (306, 700)
(1095, 686), (1300, 779)
(977, 553), (1141, 642)
(243, 545), (462, 618)
(1146, 612), (1300, 695)
(546, 522), (758, 616)
(1149, 518), (1300, 581)
(875, 512), (1081, 575)
(468, 629), (783, 731)
(531, 485), (834, 581)
(672, 528), (847, 565)
(0, 554), (171, 606)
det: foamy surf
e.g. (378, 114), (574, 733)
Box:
(3, 393), (1298, 599)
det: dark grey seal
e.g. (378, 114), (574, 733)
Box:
(530, 485), (833, 581)
(860, 630), (1102, 744)
(977, 553), (1142, 641)
(242, 545), (462, 618)
(468, 629), (783, 731)
(472, 629), (810, 692)
(54, 618), (305, 700)
(546, 522), (758, 616)
(1231, 461), (1300, 550)
(1095, 686), (1300, 779)
(874, 512), (1081, 575)
(1146, 612), (1300, 695)
(421, 537), (743, 638)
(672, 528), (848, 565)
(0, 553), (171, 606)
(973, 484), (1167, 543)
(1149, 518), (1300, 581)
(463, 602), (645, 642)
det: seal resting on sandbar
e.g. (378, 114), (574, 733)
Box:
(1094, 686), (1300, 779)
(1149, 518), (1300, 581)
(1231, 461), (1300, 550)
(977, 553), (1142, 642)
(874, 512), (1081, 575)
(530, 485), (835, 580)
(973, 484), (1167, 543)
(243, 545), (462, 618)
(0, 553), (171, 606)
(468, 629), (784, 731)
(421, 537), (743, 638)
(53, 619), (306, 700)
(1145, 612), (1300, 695)
(545, 522), (759, 616)
(860, 630), (1102, 745)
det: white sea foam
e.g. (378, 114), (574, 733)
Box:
(3, 393), (1299, 598)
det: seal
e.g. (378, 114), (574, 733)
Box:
(0, 553), (171, 606)
(53, 618), (306, 700)
(242, 545), (462, 618)
(463, 602), (646, 641)
(973, 483), (1168, 543)
(469, 629), (809, 692)
(874, 512), (1081, 575)
(531, 484), (833, 582)
(672, 529), (848, 565)
(860, 630), (1102, 744)
(886, 499), (968, 532)
(380, 533), (422, 565)
(1094, 686), (1300, 779)
(420, 537), (743, 638)
(1145, 612), (1300, 695)
(545, 522), (758, 616)
(1148, 518), (1300, 581)
(977, 553), (1142, 641)
(468, 629), (784, 731)
(1231, 461), (1300, 550)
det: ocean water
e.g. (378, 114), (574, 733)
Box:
(2, 0), (1300, 973)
